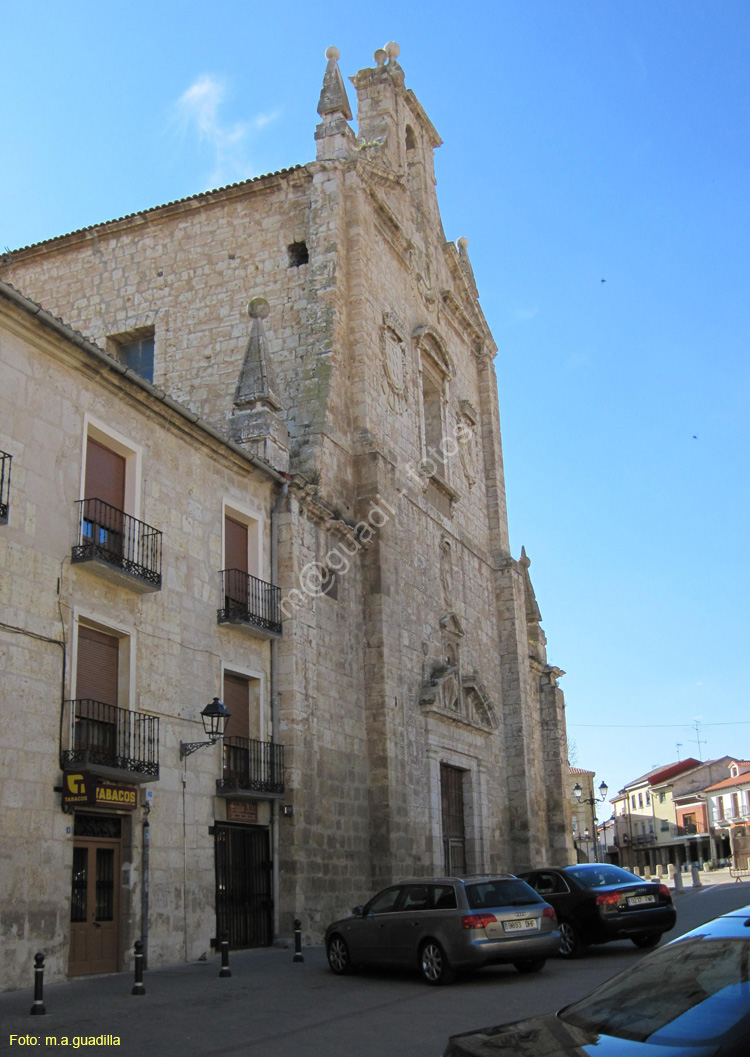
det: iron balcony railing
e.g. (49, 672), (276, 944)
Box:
(0, 450), (11, 523)
(218, 570), (282, 635)
(62, 699), (160, 778)
(72, 498), (162, 587)
(217, 736), (284, 796)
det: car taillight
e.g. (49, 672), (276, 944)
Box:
(658, 884), (671, 901)
(542, 905), (557, 922)
(461, 913), (497, 930)
(596, 891), (623, 913)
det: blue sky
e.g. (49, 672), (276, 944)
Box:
(3, 1), (749, 813)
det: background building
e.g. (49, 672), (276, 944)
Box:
(703, 760), (750, 865)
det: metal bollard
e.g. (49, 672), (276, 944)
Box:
(293, 918), (304, 963)
(673, 868), (683, 892)
(219, 930), (232, 978)
(131, 939), (146, 995)
(30, 952), (46, 1016)
(691, 865), (702, 888)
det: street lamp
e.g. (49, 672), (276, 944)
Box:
(573, 780), (608, 862)
(179, 697), (231, 760)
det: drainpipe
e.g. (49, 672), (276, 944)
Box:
(141, 813), (150, 969)
(269, 481), (288, 939)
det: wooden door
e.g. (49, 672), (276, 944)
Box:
(68, 820), (121, 976)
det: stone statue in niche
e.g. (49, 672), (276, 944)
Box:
(458, 412), (478, 486)
(440, 642), (461, 712)
(440, 537), (452, 606)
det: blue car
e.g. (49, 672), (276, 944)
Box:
(443, 902), (750, 1055)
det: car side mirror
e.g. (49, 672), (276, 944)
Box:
(352, 905), (364, 917)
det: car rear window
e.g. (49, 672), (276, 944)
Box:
(466, 879), (543, 909)
(567, 865), (640, 888)
(560, 936), (750, 1044)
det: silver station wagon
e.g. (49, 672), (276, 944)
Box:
(324, 875), (560, 985)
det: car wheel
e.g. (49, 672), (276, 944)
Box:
(558, 920), (585, 958)
(326, 934), (353, 974)
(631, 932), (661, 949)
(419, 939), (456, 985)
(513, 957), (546, 974)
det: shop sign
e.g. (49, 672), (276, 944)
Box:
(62, 772), (138, 811)
(226, 800), (258, 824)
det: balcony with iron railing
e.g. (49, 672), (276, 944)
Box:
(0, 450), (11, 523)
(61, 699), (160, 781)
(216, 736), (285, 799)
(217, 569), (282, 637)
(72, 498), (162, 590)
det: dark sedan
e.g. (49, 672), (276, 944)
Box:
(521, 863), (676, 956)
(442, 902), (750, 1056)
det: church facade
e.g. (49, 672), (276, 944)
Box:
(0, 43), (572, 984)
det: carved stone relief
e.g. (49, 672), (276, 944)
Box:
(380, 312), (409, 412)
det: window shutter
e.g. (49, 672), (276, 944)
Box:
(224, 516), (248, 573)
(223, 672), (250, 740)
(76, 626), (119, 706)
(85, 438), (125, 510)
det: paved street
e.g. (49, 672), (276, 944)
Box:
(3, 879), (749, 1057)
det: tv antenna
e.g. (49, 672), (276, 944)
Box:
(690, 719), (706, 761)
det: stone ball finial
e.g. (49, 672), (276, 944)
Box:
(384, 41), (400, 59)
(457, 236), (469, 252)
(325, 46), (340, 61)
(247, 297), (270, 320)
(374, 48), (387, 67)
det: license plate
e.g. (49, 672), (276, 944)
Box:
(627, 895), (655, 907)
(503, 918), (539, 932)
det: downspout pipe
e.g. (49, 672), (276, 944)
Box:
(270, 480), (288, 940)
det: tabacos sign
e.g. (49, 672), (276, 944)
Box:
(63, 772), (138, 811)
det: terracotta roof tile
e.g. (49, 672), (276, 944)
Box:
(7, 165), (307, 255)
(704, 773), (750, 793)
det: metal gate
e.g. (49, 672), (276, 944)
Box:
(441, 763), (467, 875)
(214, 823), (273, 949)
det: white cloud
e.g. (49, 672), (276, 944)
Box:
(174, 75), (280, 188)
(251, 110), (280, 131)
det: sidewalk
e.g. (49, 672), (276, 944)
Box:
(662, 866), (745, 890)
(2, 945), (345, 1057)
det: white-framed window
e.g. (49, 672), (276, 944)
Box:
(220, 662), (266, 742)
(222, 499), (263, 579)
(71, 608), (136, 713)
(81, 415), (143, 519)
